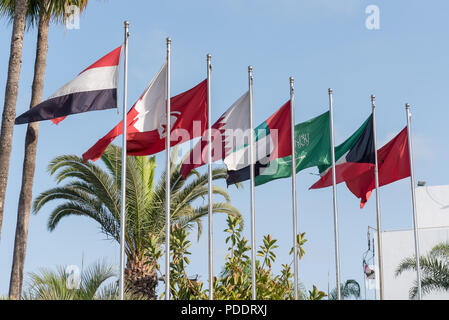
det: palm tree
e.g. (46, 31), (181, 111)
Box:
(395, 242), (449, 299)
(2, 0), (89, 300)
(33, 145), (241, 299)
(328, 279), (361, 300)
(22, 260), (120, 300)
(0, 0), (28, 240)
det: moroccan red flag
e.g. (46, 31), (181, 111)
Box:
(345, 127), (411, 208)
(82, 62), (207, 162)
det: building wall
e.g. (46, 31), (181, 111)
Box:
(376, 185), (449, 300)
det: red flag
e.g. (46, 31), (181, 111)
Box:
(345, 127), (410, 208)
(127, 79), (208, 156)
(180, 92), (250, 178)
(265, 100), (292, 160)
(82, 65), (207, 162)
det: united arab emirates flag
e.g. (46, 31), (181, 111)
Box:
(310, 114), (375, 190)
(224, 101), (291, 185)
(255, 111), (331, 186)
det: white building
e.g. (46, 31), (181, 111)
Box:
(374, 185), (449, 300)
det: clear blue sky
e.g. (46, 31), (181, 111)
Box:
(0, 0), (448, 298)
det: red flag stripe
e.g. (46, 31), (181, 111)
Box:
(80, 45), (122, 74)
(266, 100), (292, 160)
(310, 162), (375, 190)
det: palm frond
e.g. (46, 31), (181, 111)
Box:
(396, 242), (449, 299)
(35, 144), (241, 265)
(23, 261), (116, 300)
(78, 260), (116, 299)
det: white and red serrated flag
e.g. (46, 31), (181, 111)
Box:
(15, 45), (123, 125)
(180, 91), (250, 178)
(82, 62), (208, 162)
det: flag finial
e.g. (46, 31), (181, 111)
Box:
(166, 37), (171, 45)
(328, 88), (333, 94)
(405, 103), (410, 110)
(124, 21), (130, 38)
(290, 76), (294, 84)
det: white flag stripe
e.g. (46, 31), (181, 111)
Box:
(132, 62), (168, 133)
(223, 133), (273, 171)
(48, 66), (119, 100)
(319, 150), (349, 177)
(222, 91), (251, 155)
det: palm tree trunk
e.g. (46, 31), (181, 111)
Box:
(0, 0), (28, 240)
(8, 14), (50, 300)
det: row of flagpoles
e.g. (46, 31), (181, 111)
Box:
(116, 22), (423, 301)
(13, 22), (423, 300)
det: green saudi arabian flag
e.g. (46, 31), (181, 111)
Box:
(255, 111), (331, 186)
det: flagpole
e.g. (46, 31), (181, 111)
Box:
(405, 103), (422, 300)
(165, 37), (172, 301)
(118, 21), (129, 301)
(371, 95), (384, 300)
(290, 77), (299, 300)
(206, 54), (214, 300)
(328, 88), (341, 300)
(248, 66), (257, 300)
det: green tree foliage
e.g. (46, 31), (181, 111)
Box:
(148, 215), (326, 300)
(396, 242), (449, 299)
(328, 279), (361, 300)
(22, 261), (116, 300)
(18, 216), (326, 300)
(33, 145), (240, 298)
(22, 260), (148, 300)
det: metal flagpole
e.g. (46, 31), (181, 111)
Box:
(165, 37), (172, 301)
(371, 95), (384, 300)
(328, 88), (341, 300)
(290, 77), (299, 300)
(248, 66), (257, 300)
(405, 103), (422, 300)
(118, 20), (129, 301)
(206, 54), (214, 300)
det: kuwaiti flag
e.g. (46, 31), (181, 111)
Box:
(225, 101), (291, 185)
(15, 46), (122, 125)
(180, 91), (250, 178)
(310, 114), (375, 190)
(82, 62), (208, 162)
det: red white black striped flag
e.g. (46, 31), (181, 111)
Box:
(15, 45), (122, 125)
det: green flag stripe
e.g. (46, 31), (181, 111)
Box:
(255, 111), (331, 186)
(316, 114), (371, 173)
